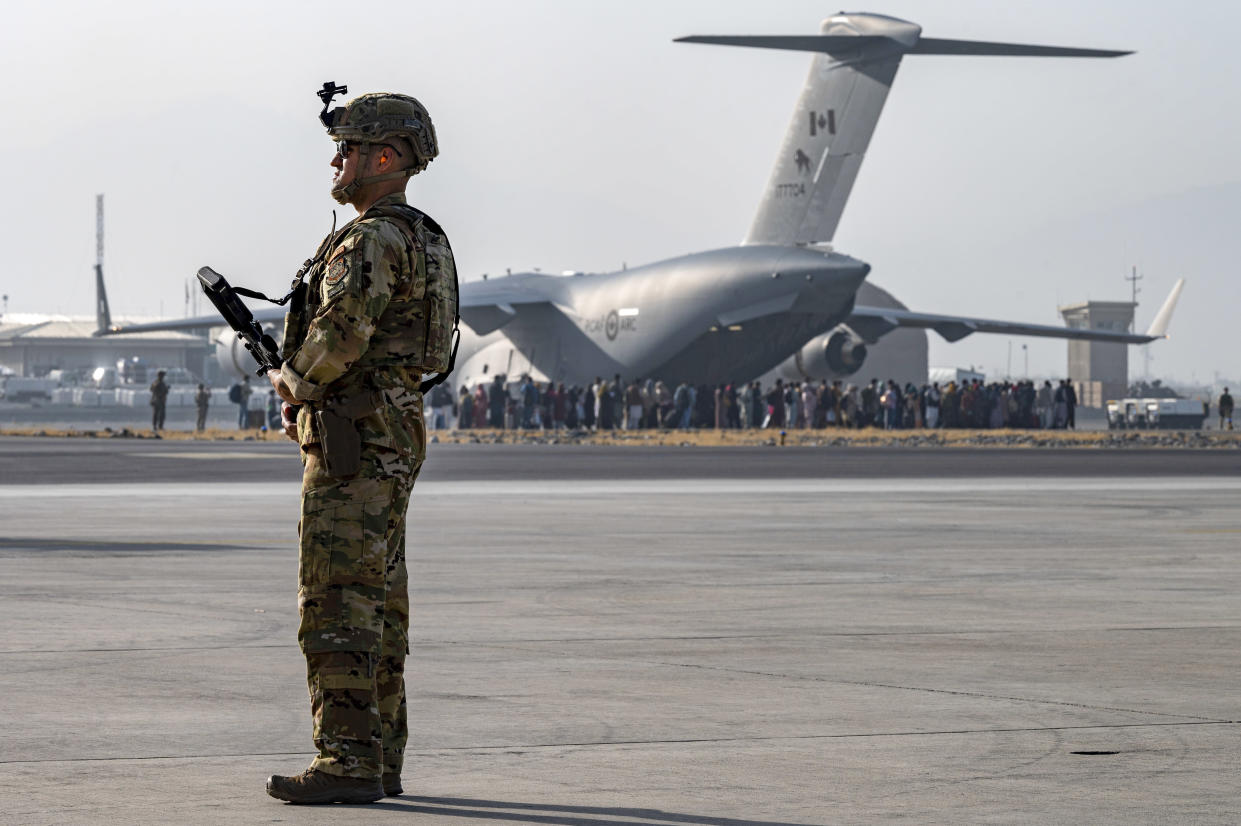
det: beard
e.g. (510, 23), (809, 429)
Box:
(330, 172), (353, 205)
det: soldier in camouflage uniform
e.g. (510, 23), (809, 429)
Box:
(265, 90), (458, 805)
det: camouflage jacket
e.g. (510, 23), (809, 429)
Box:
(280, 192), (457, 455)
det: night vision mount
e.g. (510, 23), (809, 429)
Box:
(318, 81), (348, 128)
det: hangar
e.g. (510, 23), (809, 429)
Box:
(0, 316), (209, 379)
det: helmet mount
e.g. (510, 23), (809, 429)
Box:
(317, 81), (349, 129)
(317, 80), (439, 203)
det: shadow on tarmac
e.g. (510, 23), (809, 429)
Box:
(366, 796), (815, 826)
(0, 537), (261, 554)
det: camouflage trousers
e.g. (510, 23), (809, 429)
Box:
(298, 444), (420, 779)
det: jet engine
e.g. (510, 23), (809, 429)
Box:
(213, 327), (281, 379)
(822, 330), (868, 376)
(795, 329), (868, 378)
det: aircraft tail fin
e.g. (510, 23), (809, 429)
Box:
(676, 13), (1130, 247)
(1144, 278), (1185, 339)
(93, 194), (113, 333)
(95, 263), (112, 334)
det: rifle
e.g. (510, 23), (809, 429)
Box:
(196, 266), (282, 376)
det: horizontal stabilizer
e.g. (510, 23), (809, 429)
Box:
(96, 310), (274, 336)
(910, 38), (1131, 58)
(676, 34), (1131, 59)
(1144, 278), (1185, 338)
(674, 34), (895, 54)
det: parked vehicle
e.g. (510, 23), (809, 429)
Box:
(1107, 397), (1206, 430)
(0, 376), (57, 401)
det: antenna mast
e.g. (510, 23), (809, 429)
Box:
(1124, 265), (1152, 379)
(1124, 265), (1142, 331)
(96, 194), (104, 269)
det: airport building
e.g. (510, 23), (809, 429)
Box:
(1058, 300), (1137, 408)
(0, 316), (210, 379)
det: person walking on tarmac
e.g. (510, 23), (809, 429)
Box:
(264, 87), (458, 805)
(1219, 387), (1234, 430)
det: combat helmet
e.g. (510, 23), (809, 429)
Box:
(318, 83), (439, 203)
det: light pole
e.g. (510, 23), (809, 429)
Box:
(1022, 344), (1028, 378)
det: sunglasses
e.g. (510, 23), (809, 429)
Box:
(335, 140), (404, 159)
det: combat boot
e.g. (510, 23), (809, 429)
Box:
(383, 772), (403, 796)
(266, 768), (384, 804)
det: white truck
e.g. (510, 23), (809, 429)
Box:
(0, 376), (58, 402)
(1107, 398), (1207, 430)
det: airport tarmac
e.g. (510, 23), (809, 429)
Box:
(1, 439), (1240, 824)
(1, 436), (1239, 485)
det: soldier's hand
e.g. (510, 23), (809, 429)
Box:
(281, 402), (299, 441)
(268, 369), (299, 405)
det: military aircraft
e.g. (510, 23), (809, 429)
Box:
(105, 12), (1183, 390)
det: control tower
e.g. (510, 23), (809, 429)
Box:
(1057, 300), (1136, 408)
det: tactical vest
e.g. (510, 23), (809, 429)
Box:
(282, 203), (459, 392)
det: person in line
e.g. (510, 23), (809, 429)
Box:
(801, 382), (817, 430)
(429, 382), (454, 430)
(763, 379), (785, 428)
(923, 382), (940, 429)
(488, 375), (506, 428)
(1036, 380), (1053, 429)
(1064, 379), (1078, 429)
(457, 385), (473, 430)
(624, 379), (643, 429)
(473, 384), (489, 428)
(552, 382), (567, 429)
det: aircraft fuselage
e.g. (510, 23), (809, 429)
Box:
(453, 244), (869, 389)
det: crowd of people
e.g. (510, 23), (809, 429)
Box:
(431, 374), (1088, 432)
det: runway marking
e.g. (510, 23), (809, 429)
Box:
(2, 477), (1241, 499)
(0, 721), (1233, 765)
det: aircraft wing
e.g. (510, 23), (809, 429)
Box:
(846, 279), (1185, 345)
(99, 275), (559, 338)
(458, 276), (560, 336)
(95, 308), (286, 336)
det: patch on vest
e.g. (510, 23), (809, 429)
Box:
(325, 255), (348, 286)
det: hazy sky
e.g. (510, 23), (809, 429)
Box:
(3, 0), (1239, 383)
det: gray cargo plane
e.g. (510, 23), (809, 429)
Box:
(107, 12), (1183, 389)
